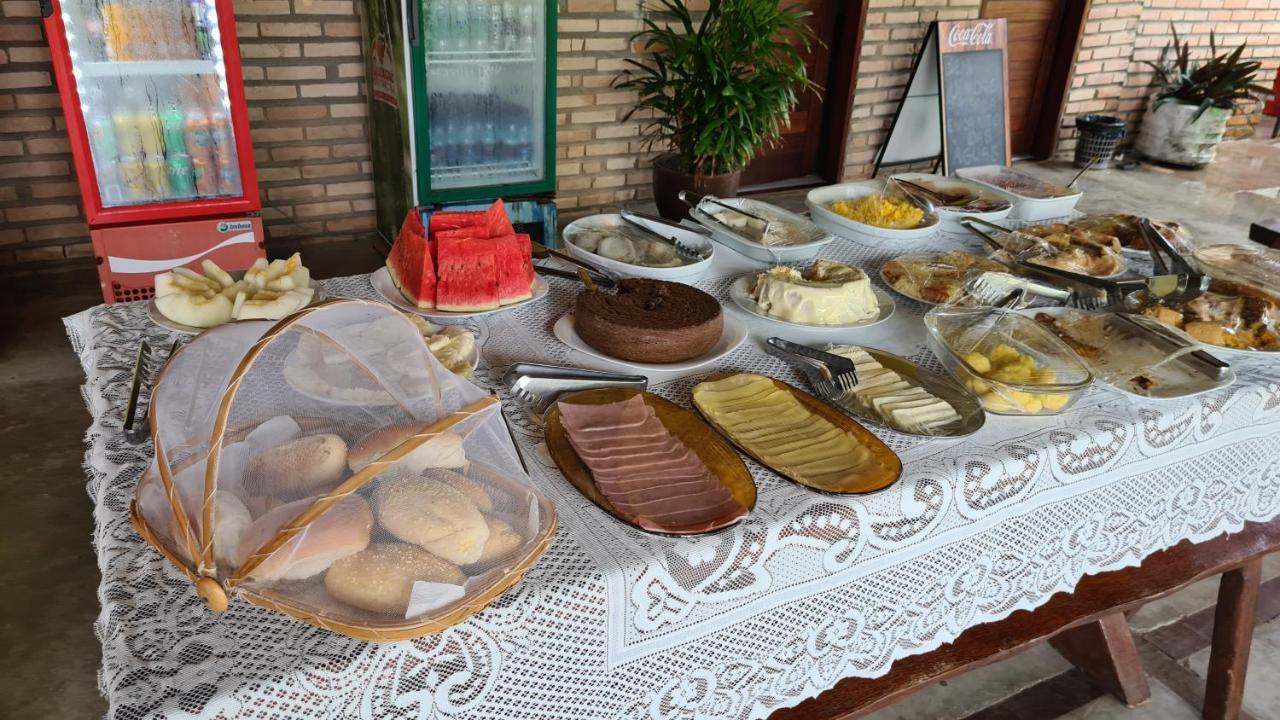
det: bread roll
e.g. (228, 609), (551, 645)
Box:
(348, 426), (467, 474)
(324, 543), (465, 615)
(212, 491), (253, 568)
(424, 467), (493, 512)
(373, 475), (489, 564)
(248, 433), (348, 497)
(236, 495), (372, 582)
(471, 517), (523, 567)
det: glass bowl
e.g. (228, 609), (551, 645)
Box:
(924, 306), (1093, 415)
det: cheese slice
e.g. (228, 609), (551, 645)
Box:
(826, 345), (961, 434)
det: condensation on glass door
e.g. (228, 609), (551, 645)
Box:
(423, 0), (546, 190)
(59, 0), (244, 207)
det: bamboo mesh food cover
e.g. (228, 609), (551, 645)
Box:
(131, 299), (557, 641)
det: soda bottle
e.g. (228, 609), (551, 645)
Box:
(207, 109), (234, 158)
(184, 105), (215, 170)
(192, 157), (216, 196)
(469, 0), (488, 52)
(191, 0), (210, 56)
(216, 157), (241, 196)
(143, 155), (169, 198)
(167, 153), (196, 197)
(119, 156), (150, 202)
(101, 0), (129, 61)
(112, 108), (144, 158)
(88, 111), (119, 164)
(138, 108), (164, 158)
(160, 101), (188, 156)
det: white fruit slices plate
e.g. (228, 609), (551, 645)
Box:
(147, 275), (325, 335)
(552, 312), (749, 372)
(370, 266), (548, 320)
(727, 274), (896, 329)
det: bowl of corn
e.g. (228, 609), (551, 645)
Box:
(807, 181), (940, 245)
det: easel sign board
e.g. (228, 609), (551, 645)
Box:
(938, 18), (1011, 174)
(873, 19), (1011, 176)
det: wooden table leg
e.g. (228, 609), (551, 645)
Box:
(1049, 612), (1151, 706)
(1204, 558), (1263, 720)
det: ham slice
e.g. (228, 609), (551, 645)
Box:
(557, 396), (746, 534)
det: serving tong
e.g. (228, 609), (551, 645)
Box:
(764, 337), (859, 401)
(617, 208), (710, 262)
(1110, 312), (1230, 376)
(678, 189), (777, 242)
(503, 362), (648, 423)
(531, 240), (617, 288)
(123, 338), (181, 444)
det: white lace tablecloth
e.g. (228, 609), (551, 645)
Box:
(65, 230), (1280, 720)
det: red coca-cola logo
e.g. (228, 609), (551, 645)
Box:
(947, 21), (995, 48)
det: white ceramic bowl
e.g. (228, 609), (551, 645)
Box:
(956, 165), (1082, 221)
(561, 213), (714, 282)
(687, 197), (835, 264)
(806, 181), (941, 245)
(890, 172), (1013, 232)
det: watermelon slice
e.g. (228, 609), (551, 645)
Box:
(428, 211), (485, 236)
(435, 235), (499, 311)
(491, 234), (534, 305)
(485, 199), (515, 237)
(386, 209), (436, 309)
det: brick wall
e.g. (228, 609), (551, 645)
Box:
(1057, 0), (1280, 157)
(6, 0), (1280, 273)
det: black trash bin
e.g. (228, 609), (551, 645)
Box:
(1074, 114), (1126, 169)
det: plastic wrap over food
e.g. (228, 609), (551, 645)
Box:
(880, 251), (1007, 305)
(989, 223), (1127, 278)
(563, 218), (691, 268)
(134, 299), (556, 640)
(923, 306), (1092, 415)
(697, 196), (826, 247)
(1192, 244), (1280, 302)
(1131, 282), (1280, 352)
(1067, 214), (1193, 254)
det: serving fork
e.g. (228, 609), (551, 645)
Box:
(764, 337), (859, 400)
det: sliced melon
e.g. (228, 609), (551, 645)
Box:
(435, 234), (499, 312)
(490, 234), (534, 305)
(154, 272), (180, 298)
(155, 292), (234, 328)
(201, 259), (234, 289)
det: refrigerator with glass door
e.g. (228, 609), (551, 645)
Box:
(42, 0), (264, 303)
(360, 0), (557, 244)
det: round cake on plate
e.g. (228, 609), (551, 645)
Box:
(574, 279), (722, 363)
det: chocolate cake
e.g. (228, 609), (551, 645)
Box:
(574, 279), (723, 363)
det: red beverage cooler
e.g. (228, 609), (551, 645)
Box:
(42, 0), (265, 303)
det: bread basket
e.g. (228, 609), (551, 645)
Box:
(131, 299), (556, 641)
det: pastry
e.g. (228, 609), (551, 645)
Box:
(325, 543), (466, 615)
(373, 474), (489, 564)
(750, 260), (878, 324)
(348, 426), (467, 474)
(824, 345), (961, 433)
(425, 467), (493, 513)
(247, 433), (348, 497)
(692, 374), (886, 492)
(471, 517), (524, 566)
(881, 252), (1006, 305)
(574, 279), (722, 363)
(556, 395), (747, 534)
(235, 495), (373, 582)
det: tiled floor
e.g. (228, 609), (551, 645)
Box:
(2, 133), (1279, 718)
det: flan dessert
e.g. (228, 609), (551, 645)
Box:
(824, 345), (961, 434)
(557, 395), (746, 534)
(574, 279), (722, 363)
(750, 259), (878, 325)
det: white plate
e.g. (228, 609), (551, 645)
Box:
(687, 198), (836, 264)
(956, 166), (1082, 221)
(727, 274), (895, 329)
(562, 214), (714, 282)
(889, 173), (1013, 233)
(552, 312), (749, 372)
(147, 282), (326, 335)
(371, 265), (548, 319)
(806, 181), (941, 245)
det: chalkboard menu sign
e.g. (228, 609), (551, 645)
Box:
(938, 19), (1010, 173)
(873, 19), (1010, 176)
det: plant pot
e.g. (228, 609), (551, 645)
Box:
(651, 153), (742, 220)
(1135, 101), (1232, 168)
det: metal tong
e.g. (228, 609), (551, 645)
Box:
(531, 240), (617, 288)
(1111, 312), (1230, 376)
(503, 363), (649, 421)
(764, 337), (859, 400)
(678, 189), (774, 240)
(1138, 217), (1209, 302)
(618, 208), (709, 262)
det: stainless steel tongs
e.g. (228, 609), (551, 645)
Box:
(1138, 217), (1209, 303)
(764, 337), (859, 400)
(618, 208), (710, 262)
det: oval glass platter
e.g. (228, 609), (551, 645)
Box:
(691, 372), (903, 495)
(822, 346), (986, 437)
(728, 274), (895, 329)
(544, 388), (757, 535)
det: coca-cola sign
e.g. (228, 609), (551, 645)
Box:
(947, 21), (996, 49)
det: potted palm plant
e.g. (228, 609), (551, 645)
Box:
(1136, 27), (1273, 167)
(615, 0), (818, 219)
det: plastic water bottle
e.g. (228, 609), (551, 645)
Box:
(459, 108), (478, 167)
(469, 0), (489, 51)
(430, 0), (449, 52)
(500, 0), (518, 52)
(429, 93), (448, 167)
(519, 0), (533, 52)
(488, 1), (504, 53)
(450, 0), (469, 52)
(480, 97), (497, 165)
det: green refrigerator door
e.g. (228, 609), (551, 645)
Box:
(410, 0), (557, 204)
(358, 0), (415, 242)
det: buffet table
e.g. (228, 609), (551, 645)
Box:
(65, 228), (1280, 720)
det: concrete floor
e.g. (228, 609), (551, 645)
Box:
(3, 133), (1279, 719)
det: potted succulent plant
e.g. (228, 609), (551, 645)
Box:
(1136, 26), (1273, 167)
(615, 0), (818, 219)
